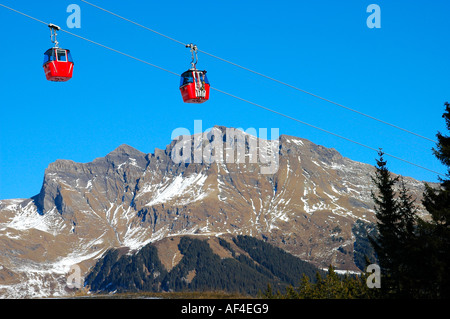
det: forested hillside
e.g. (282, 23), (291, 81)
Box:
(84, 235), (324, 295)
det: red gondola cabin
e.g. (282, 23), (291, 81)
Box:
(179, 69), (210, 103)
(43, 48), (74, 82)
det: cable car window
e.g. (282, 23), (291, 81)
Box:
(180, 73), (194, 87)
(66, 51), (74, 63)
(201, 73), (210, 85)
(43, 49), (54, 64)
(57, 50), (67, 62)
(180, 71), (209, 87)
(43, 53), (51, 65)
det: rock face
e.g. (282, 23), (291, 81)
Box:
(0, 126), (429, 298)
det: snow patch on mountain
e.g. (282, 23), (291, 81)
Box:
(6, 203), (67, 236)
(144, 173), (208, 206)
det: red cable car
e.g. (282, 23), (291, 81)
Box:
(43, 24), (74, 82)
(180, 44), (210, 103)
(43, 48), (74, 82)
(179, 69), (210, 103)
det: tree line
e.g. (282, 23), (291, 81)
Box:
(367, 102), (450, 298)
(84, 235), (324, 296)
(266, 102), (450, 299)
(263, 265), (377, 299)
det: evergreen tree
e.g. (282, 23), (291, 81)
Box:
(368, 102), (450, 298)
(397, 177), (417, 236)
(264, 283), (274, 299)
(396, 177), (422, 296)
(370, 151), (425, 297)
(322, 265), (343, 299)
(312, 271), (325, 298)
(284, 285), (299, 299)
(370, 150), (402, 296)
(297, 274), (313, 298)
(421, 101), (450, 298)
(277, 266), (374, 299)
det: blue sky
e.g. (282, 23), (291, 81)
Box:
(0, 0), (449, 200)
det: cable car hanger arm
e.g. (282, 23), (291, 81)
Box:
(48, 23), (61, 48)
(186, 43), (198, 69)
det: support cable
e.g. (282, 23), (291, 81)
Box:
(79, 0), (437, 144)
(0, 3), (444, 177)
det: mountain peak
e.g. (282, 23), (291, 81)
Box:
(108, 144), (145, 157)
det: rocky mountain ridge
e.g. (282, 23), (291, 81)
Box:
(0, 126), (429, 297)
